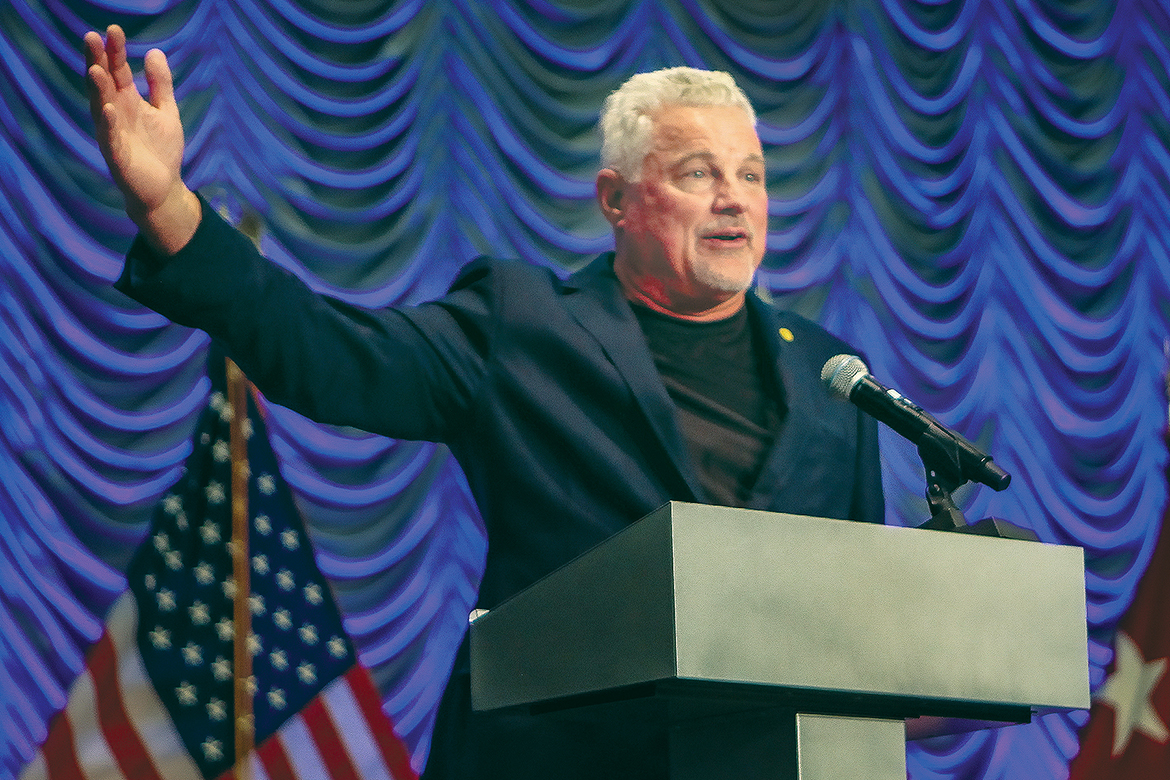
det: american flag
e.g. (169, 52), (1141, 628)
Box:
(21, 352), (416, 780)
(1067, 439), (1170, 779)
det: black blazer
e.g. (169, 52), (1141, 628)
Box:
(119, 197), (883, 611)
(118, 197), (884, 779)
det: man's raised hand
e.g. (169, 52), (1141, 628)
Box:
(84, 24), (200, 255)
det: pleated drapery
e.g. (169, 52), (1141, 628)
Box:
(4, 1), (1169, 777)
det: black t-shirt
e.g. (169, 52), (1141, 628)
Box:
(631, 303), (786, 506)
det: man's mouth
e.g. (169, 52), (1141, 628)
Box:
(701, 229), (749, 243)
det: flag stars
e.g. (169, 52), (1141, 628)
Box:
(212, 656), (232, 682)
(175, 681), (198, 706)
(189, 601), (211, 625)
(270, 649), (288, 671)
(201, 738), (223, 763)
(267, 687), (287, 711)
(215, 618), (234, 643)
(156, 588), (177, 612)
(207, 697), (227, 721)
(149, 626), (172, 650)
(199, 520), (221, 545)
(195, 562), (215, 586)
(181, 642), (203, 666)
(304, 583), (323, 606)
(163, 494), (183, 515)
(1097, 630), (1170, 756)
(205, 481), (226, 506)
(115, 378), (366, 776)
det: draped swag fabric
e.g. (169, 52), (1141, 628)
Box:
(3, 0), (1169, 776)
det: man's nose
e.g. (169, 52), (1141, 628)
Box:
(712, 177), (747, 214)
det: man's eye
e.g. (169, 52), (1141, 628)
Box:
(688, 170), (706, 179)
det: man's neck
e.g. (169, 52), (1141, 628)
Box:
(613, 265), (747, 322)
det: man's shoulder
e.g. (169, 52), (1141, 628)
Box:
(448, 256), (580, 293)
(752, 296), (857, 352)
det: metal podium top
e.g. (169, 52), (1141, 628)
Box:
(470, 502), (1089, 721)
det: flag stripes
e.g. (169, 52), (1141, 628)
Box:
(337, 667), (417, 779)
(23, 595), (203, 780)
(25, 592), (419, 780)
(302, 696), (361, 780)
(253, 736), (298, 780)
(22, 353), (417, 780)
(90, 632), (161, 780)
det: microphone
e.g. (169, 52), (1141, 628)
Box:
(821, 354), (1011, 492)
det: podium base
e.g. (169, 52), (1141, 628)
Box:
(668, 708), (905, 780)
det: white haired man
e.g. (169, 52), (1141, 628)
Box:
(86, 25), (883, 779)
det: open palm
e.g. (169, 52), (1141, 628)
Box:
(84, 25), (184, 218)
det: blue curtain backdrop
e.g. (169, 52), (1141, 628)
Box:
(2, 0), (1168, 777)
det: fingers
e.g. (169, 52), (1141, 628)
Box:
(83, 30), (106, 71)
(101, 102), (124, 164)
(87, 63), (113, 124)
(144, 49), (175, 111)
(84, 30), (109, 120)
(84, 26), (121, 119)
(102, 25), (136, 92)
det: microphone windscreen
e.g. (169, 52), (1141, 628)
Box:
(821, 354), (869, 400)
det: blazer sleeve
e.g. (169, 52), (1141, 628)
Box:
(115, 195), (492, 443)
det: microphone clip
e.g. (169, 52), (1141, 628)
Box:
(916, 438), (1037, 541)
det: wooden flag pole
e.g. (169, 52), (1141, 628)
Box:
(228, 357), (254, 779)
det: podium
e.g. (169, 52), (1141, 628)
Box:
(469, 502), (1089, 779)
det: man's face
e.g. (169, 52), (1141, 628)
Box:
(605, 104), (768, 319)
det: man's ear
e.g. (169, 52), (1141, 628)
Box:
(596, 168), (626, 228)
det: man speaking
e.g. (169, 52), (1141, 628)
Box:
(86, 24), (884, 779)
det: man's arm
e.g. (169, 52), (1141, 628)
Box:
(88, 26), (498, 444)
(84, 24), (200, 255)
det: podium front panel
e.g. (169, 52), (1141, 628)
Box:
(471, 502), (1088, 717)
(667, 503), (1088, 712)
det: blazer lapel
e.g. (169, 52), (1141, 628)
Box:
(562, 255), (704, 502)
(745, 294), (821, 509)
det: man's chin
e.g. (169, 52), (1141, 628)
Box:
(694, 263), (758, 295)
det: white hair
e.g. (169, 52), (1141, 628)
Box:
(599, 67), (757, 181)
